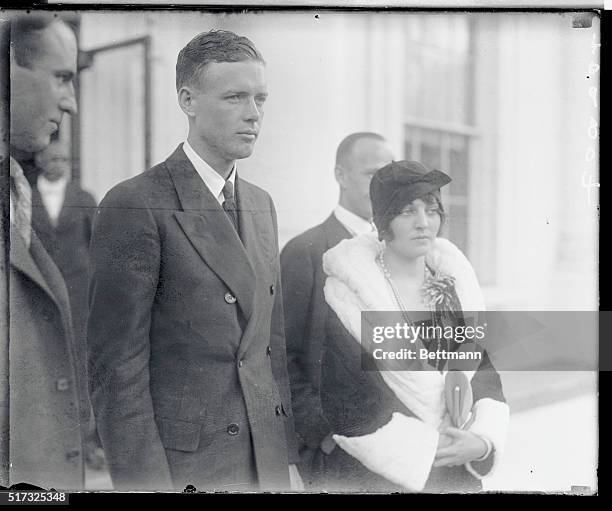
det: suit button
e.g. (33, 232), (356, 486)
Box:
(275, 405), (282, 416)
(227, 423), (240, 436)
(238, 360), (244, 368)
(270, 284), (274, 295)
(266, 346), (271, 357)
(66, 449), (80, 460)
(56, 378), (70, 391)
(224, 292), (237, 304)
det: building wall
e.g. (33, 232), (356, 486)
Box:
(475, 13), (598, 310)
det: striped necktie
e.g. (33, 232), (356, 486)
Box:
(10, 157), (32, 249)
(222, 179), (239, 235)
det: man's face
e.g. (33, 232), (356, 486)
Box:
(35, 141), (71, 182)
(188, 60), (268, 167)
(338, 138), (394, 220)
(10, 21), (78, 154)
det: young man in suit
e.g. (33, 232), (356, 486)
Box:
(3, 13), (84, 489)
(87, 30), (300, 491)
(280, 132), (394, 486)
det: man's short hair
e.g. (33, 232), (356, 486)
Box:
(335, 132), (386, 169)
(10, 13), (66, 68)
(176, 29), (264, 91)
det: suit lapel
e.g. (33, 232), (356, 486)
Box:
(166, 145), (256, 321)
(55, 184), (75, 231)
(323, 213), (352, 249)
(236, 179), (274, 269)
(234, 180), (275, 358)
(29, 233), (73, 332)
(31, 188), (56, 234)
(319, 214), (353, 346)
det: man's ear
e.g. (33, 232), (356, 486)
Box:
(335, 165), (347, 190)
(178, 86), (197, 117)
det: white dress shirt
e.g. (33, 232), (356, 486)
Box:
(37, 174), (69, 227)
(182, 140), (236, 205)
(333, 204), (376, 237)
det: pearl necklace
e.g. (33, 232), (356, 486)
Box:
(376, 249), (444, 371)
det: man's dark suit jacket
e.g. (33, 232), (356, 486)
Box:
(280, 214), (350, 457)
(87, 145), (298, 491)
(31, 182), (97, 430)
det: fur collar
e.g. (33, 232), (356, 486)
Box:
(322, 233), (485, 426)
(323, 233), (484, 311)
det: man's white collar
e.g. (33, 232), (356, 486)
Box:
(182, 140), (236, 204)
(333, 204), (375, 237)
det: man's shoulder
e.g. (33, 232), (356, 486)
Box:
(99, 161), (171, 207)
(281, 216), (335, 259)
(65, 182), (97, 207)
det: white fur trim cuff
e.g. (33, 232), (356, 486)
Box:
(465, 398), (510, 479)
(332, 412), (439, 492)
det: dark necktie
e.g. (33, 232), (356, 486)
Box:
(222, 179), (239, 235)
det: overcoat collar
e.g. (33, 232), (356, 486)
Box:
(10, 226), (73, 334)
(10, 227), (57, 306)
(166, 144), (256, 322)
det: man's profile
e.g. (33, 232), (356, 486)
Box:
(4, 13), (84, 490)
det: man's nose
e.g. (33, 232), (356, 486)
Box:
(243, 97), (261, 121)
(59, 82), (78, 115)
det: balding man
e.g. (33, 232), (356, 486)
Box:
(3, 13), (84, 490)
(280, 132), (394, 487)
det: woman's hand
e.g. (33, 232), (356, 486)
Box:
(433, 427), (488, 467)
(437, 432), (453, 450)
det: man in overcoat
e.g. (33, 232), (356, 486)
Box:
(3, 13), (84, 489)
(87, 29), (299, 491)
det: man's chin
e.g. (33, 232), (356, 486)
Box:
(29, 135), (52, 154)
(231, 147), (255, 160)
(11, 138), (48, 158)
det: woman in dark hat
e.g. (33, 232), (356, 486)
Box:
(310, 161), (508, 493)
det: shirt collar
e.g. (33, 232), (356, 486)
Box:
(333, 204), (376, 237)
(182, 140), (236, 203)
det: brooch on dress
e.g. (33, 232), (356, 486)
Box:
(422, 272), (457, 310)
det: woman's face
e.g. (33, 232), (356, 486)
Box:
(386, 197), (442, 260)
